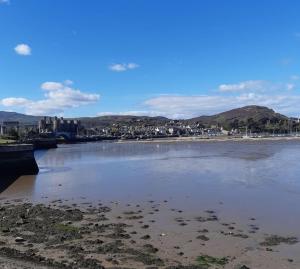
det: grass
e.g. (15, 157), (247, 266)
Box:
(196, 255), (229, 268)
(0, 138), (16, 144)
(54, 223), (80, 233)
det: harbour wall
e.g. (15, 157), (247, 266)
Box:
(0, 144), (39, 177)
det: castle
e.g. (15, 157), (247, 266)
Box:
(38, 117), (80, 135)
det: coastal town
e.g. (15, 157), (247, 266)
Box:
(1, 106), (300, 144)
(2, 1), (300, 268)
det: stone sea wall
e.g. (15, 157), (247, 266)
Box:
(29, 138), (57, 150)
(0, 145), (39, 177)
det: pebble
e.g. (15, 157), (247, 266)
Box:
(15, 237), (26, 243)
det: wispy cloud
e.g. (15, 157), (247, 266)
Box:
(1, 81), (100, 115)
(219, 80), (295, 93)
(41, 82), (64, 91)
(218, 80), (266, 93)
(115, 79), (300, 119)
(1, 98), (29, 107)
(109, 63), (139, 72)
(290, 75), (300, 81)
(143, 93), (300, 119)
(14, 44), (31, 56)
(97, 111), (163, 117)
(294, 32), (300, 38)
(280, 58), (292, 66)
(95, 79), (300, 119)
(0, 0), (10, 4)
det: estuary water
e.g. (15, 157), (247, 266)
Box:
(2, 140), (300, 235)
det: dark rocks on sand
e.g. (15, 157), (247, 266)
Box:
(196, 235), (210, 241)
(141, 235), (151, 240)
(15, 237), (26, 243)
(260, 235), (299, 246)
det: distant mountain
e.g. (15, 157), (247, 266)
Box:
(0, 111), (42, 124)
(186, 105), (288, 130)
(78, 115), (169, 128)
(0, 111), (169, 127)
(0, 106), (292, 132)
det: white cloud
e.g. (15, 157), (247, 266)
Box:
(1, 81), (100, 115)
(109, 64), (126, 72)
(41, 82), (64, 91)
(290, 75), (300, 81)
(127, 63), (139, 69)
(64, 79), (74, 86)
(14, 44), (31, 56)
(1, 98), (30, 107)
(96, 79), (300, 119)
(109, 63), (139, 72)
(142, 93), (300, 119)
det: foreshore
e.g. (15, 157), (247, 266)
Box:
(116, 135), (300, 144)
(0, 198), (298, 269)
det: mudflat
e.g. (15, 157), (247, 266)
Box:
(0, 198), (298, 269)
(1, 141), (300, 268)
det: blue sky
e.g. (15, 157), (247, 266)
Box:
(0, 0), (300, 118)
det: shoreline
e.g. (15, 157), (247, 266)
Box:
(0, 198), (298, 269)
(115, 135), (300, 144)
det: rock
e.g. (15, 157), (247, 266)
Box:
(16, 219), (24, 225)
(15, 237), (26, 243)
(196, 235), (210, 241)
(2, 227), (10, 233)
(141, 235), (151, 240)
(260, 235), (298, 246)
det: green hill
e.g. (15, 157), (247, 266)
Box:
(186, 105), (289, 131)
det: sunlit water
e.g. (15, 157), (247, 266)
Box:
(1, 140), (300, 235)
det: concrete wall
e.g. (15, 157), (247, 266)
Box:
(0, 144), (39, 177)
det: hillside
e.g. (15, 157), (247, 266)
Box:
(0, 106), (291, 132)
(0, 111), (42, 125)
(78, 115), (169, 128)
(186, 106), (288, 130)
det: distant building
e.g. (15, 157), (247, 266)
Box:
(38, 117), (80, 136)
(0, 121), (19, 136)
(155, 127), (167, 135)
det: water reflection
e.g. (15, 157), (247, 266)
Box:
(36, 140), (289, 165)
(1, 140), (300, 234)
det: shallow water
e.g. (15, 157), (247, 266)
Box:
(1, 140), (300, 235)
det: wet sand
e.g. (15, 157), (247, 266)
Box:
(0, 198), (298, 269)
